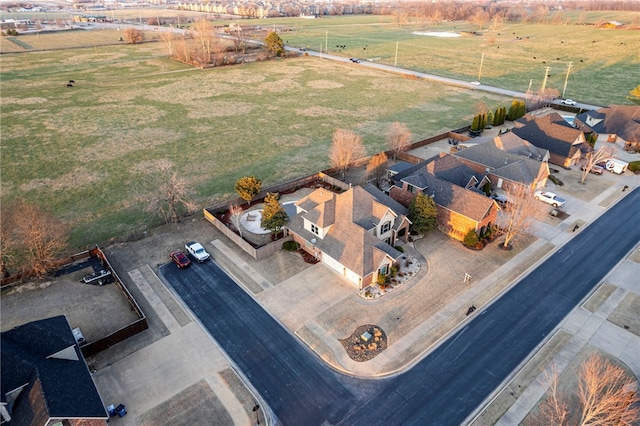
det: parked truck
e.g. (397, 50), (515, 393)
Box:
(605, 159), (628, 174)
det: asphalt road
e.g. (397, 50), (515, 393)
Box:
(161, 187), (640, 425)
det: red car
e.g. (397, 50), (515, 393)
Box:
(170, 251), (191, 269)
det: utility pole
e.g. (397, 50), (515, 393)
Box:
(541, 66), (551, 93)
(562, 61), (573, 99)
(325, 31), (328, 54)
(477, 52), (484, 82)
(394, 41), (399, 67)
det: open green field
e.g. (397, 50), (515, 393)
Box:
(1, 13), (638, 249)
(1, 41), (508, 247)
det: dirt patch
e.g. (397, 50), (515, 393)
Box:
(582, 283), (616, 313)
(137, 380), (232, 426)
(607, 292), (640, 338)
(339, 324), (387, 362)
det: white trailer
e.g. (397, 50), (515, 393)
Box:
(605, 159), (628, 174)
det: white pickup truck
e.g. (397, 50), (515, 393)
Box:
(185, 242), (210, 262)
(534, 191), (566, 208)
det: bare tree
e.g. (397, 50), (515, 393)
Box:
(3, 199), (70, 278)
(230, 25), (249, 54)
(532, 354), (640, 425)
(160, 31), (177, 57)
(123, 28), (144, 44)
(577, 354), (640, 425)
(329, 129), (366, 179)
(229, 204), (243, 238)
(146, 160), (197, 223)
(497, 184), (545, 249)
(386, 122), (412, 161)
(193, 19), (217, 65)
(366, 152), (389, 188)
(580, 146), (613, 184)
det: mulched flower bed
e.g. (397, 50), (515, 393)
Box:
(297, 249), (320, 264)
(339, 324), (387, 362)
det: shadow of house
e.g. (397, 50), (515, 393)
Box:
(286, 185), (410, 289)
(511, 112), (587, 168)
(1, 316), (108, 426)
(575, 105), (640, 153)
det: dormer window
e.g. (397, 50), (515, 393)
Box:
(311, 224), (319, 235)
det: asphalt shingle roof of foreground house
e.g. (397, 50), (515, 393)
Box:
(1, 316), (107, 425)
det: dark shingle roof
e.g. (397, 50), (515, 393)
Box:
(418, 174), (494, 222)
(512, 112), (584, 159)
(1, 316), (108, 423)
(576, 105), (640, 142)
(387, 161), (415, 175)
(453, 141), (546, 186)
(361, 183), (408, 215)
(425, 155), (484, 188)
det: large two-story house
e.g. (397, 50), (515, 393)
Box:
(511, 112), (587, 168)
(575, 105), (640, 152)
(285, 184), (411, 289)
(390, 155), (499, 241)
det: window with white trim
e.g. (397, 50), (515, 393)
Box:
(381, 221), (391, 234)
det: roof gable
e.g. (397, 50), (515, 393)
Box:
(1, 316), (108, 421)
(512, 113), (585, 158)
(577, 105), (640, 142)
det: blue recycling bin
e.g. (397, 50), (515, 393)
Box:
(115, 404), (127, 417)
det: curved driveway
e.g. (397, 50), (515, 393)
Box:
(161, 187), (639, 425)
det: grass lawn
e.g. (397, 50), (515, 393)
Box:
(1, 42), (508, 248)
(1, 13), (638, 249)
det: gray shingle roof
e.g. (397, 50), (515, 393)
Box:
(418, 173), (494, 222)
(576, 105), (640, 142)
(454, 140), (546, 186)
(512, 112), (584, 159)
(425, 154), (484, 188)
(1, 316), (108, 424)
(289, 187), (404, 277)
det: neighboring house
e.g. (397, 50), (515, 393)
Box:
(575, 105), (640, 152)
(512, 112), (587, 168)
(454, 134), (550, 193)
(1, 316), (108, 426)
(389, 155), (498, 241)
(286, 184), (411, 289)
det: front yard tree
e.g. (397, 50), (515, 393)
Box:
(329, 129), (366, 179)
(235, 176), (262, 205)
(498, 184), (545, 249)
(366, 152), (388, 188)
(260, 192), (288, 235)
(408, 193), (438, 235)
(3, 199), (70, 278)
(265, 31), (284, 57)
(386, 121), (412, 161)
(534, 353), (640, 425)
(580, 146), (614, 184)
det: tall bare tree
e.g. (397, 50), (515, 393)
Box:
(329, 129), (366, 179)
(579, 146), (613, 184)
(146, 160), (197, 223)
(230, 25), (249, 54)
(366, 152), (389, 188)
(3, 199), (70, 278)
(497, 184), (545, 249)
(193, 19), (217, 65)
(531, 353), (640, 425)
(160, 31), (177, 57)
(228, 204), (244, 238)
(386, 122), (412, 161)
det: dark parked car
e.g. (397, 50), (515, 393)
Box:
(581, 164), (604, 175)
(170, 251), (191, 269)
